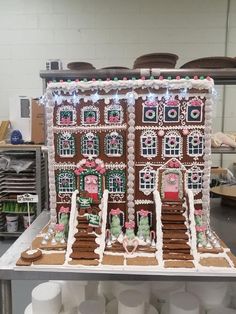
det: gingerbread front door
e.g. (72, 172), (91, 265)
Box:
(163, 172), (180, 201)
(84, 175), (98, 201)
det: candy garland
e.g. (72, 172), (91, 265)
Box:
(126, 92), (137, 222)
(202, 96), (214, 237)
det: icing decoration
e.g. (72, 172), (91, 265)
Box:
(141, 130), (157, 158)
(106, 170), (126, 194)
(105, 104), (124, 125)
(81, 106), (100, 125)
(137, 209), (151, 242)
(56, 170), (76, 193)
(56, 105), (76, 126)
(81, 132), (99, 157)
(139, 165), (156, 196)
(57, 132), (75, 158)
(105, 132), (123, 157)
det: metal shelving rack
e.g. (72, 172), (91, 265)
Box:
(0, 145), (47, 238)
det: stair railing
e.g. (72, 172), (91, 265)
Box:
(98, 189), (109, 261)
(65, 189), (79, 264)
(186, 189), (198, 261)
(153, 190), (164, 267)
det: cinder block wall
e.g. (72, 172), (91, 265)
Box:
(0, 0), (235, 168)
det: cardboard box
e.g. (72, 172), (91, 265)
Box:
(31, 99), (45, 144)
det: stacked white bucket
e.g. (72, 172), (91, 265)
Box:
(24, 280), (236, 314)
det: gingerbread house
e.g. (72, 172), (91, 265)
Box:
(41, 76), (221, 267)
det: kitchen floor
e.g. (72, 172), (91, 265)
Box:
(0, 197), (236, 314)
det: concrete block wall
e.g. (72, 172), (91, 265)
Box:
(0, 0), (235, 168)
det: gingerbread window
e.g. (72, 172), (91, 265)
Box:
(187, 98), (203, 123)
(57, 170), (76, 193)
(187, 131), (204, 157)
(56, 105), (76, 126)
(164, 100), (180, 123)
(57, 132), (75, 158)
(163, 131), (182, 157)
(187, 167), (203, 191)
(81, 106), (99, 125)
(142, 102), (158, 123)
(106, 171), (126, 193)
(139, 166), (156, 195)
(105, 132), (123, 157)
(141, 130), (157, 158)
(105, 104), (123, 124)
(81, 132), (99, 157)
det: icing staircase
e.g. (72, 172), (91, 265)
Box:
(65, 190), (108, 264)
(70, 212), (100, 260)
(161, 199), (194, 261)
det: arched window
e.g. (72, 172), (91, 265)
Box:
(187, 166), (203, 191)
(139, 166), (156, 195)
(81, 132), (99, 157)
(106, 171), (126, 193)
(105, 132), (123, 157)
(56, 105), (76, 126)
(57, 132), (75, 157)
(141, 130), (157, 158)
(163, 131), (182, 157)
(57, 171), (76, 193)
(187, 131), (204, 157)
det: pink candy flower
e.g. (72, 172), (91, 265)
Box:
(195, 225), (207, 232)
(125, 221), (135, 229)
(139, 209), (149, 217)
(55, 223), (64, 232)
(189, 99), (202, 106)
(59, 206), (70, 214)
(166, 99), (179, 106)
(85, 160), (96, 168)
(111, 208), (121, 215)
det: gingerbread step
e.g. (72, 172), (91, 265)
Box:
(163, 253), (194, 260)
(72, 241), (98, 249)
(162, 223), (187, 230)
(77, 217), (89, 223)
(163, 231), (188, 239)
(70, 252), (99, 260)
(163, 239), (188, 244)
(163, 243), (190, 250)
(74, 232), (96, 239)
(162, 199), (184, 204)
(162, 205), (184, 211)
(164, 249), (190, 254)
(162, 214), (186, 222)
(72, 247), (97, 252)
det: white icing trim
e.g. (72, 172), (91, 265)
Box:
(136, 125), (205, 131)
(135, 200), (154, 205)
(186, 189), (198, 262)
(46, 78), (214, 95)
(153, 190), (163, 267)
(53, 124), (127, 132)
(97, 189), (109, 261)
(65, 189), (78, 264)
(105, 162), (126, 170)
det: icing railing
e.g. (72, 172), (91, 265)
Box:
(153, 190), (164, 267)
(65, 189), (79, 264)
(186, 189), (198, 262)
(98, 189), (109, 261)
